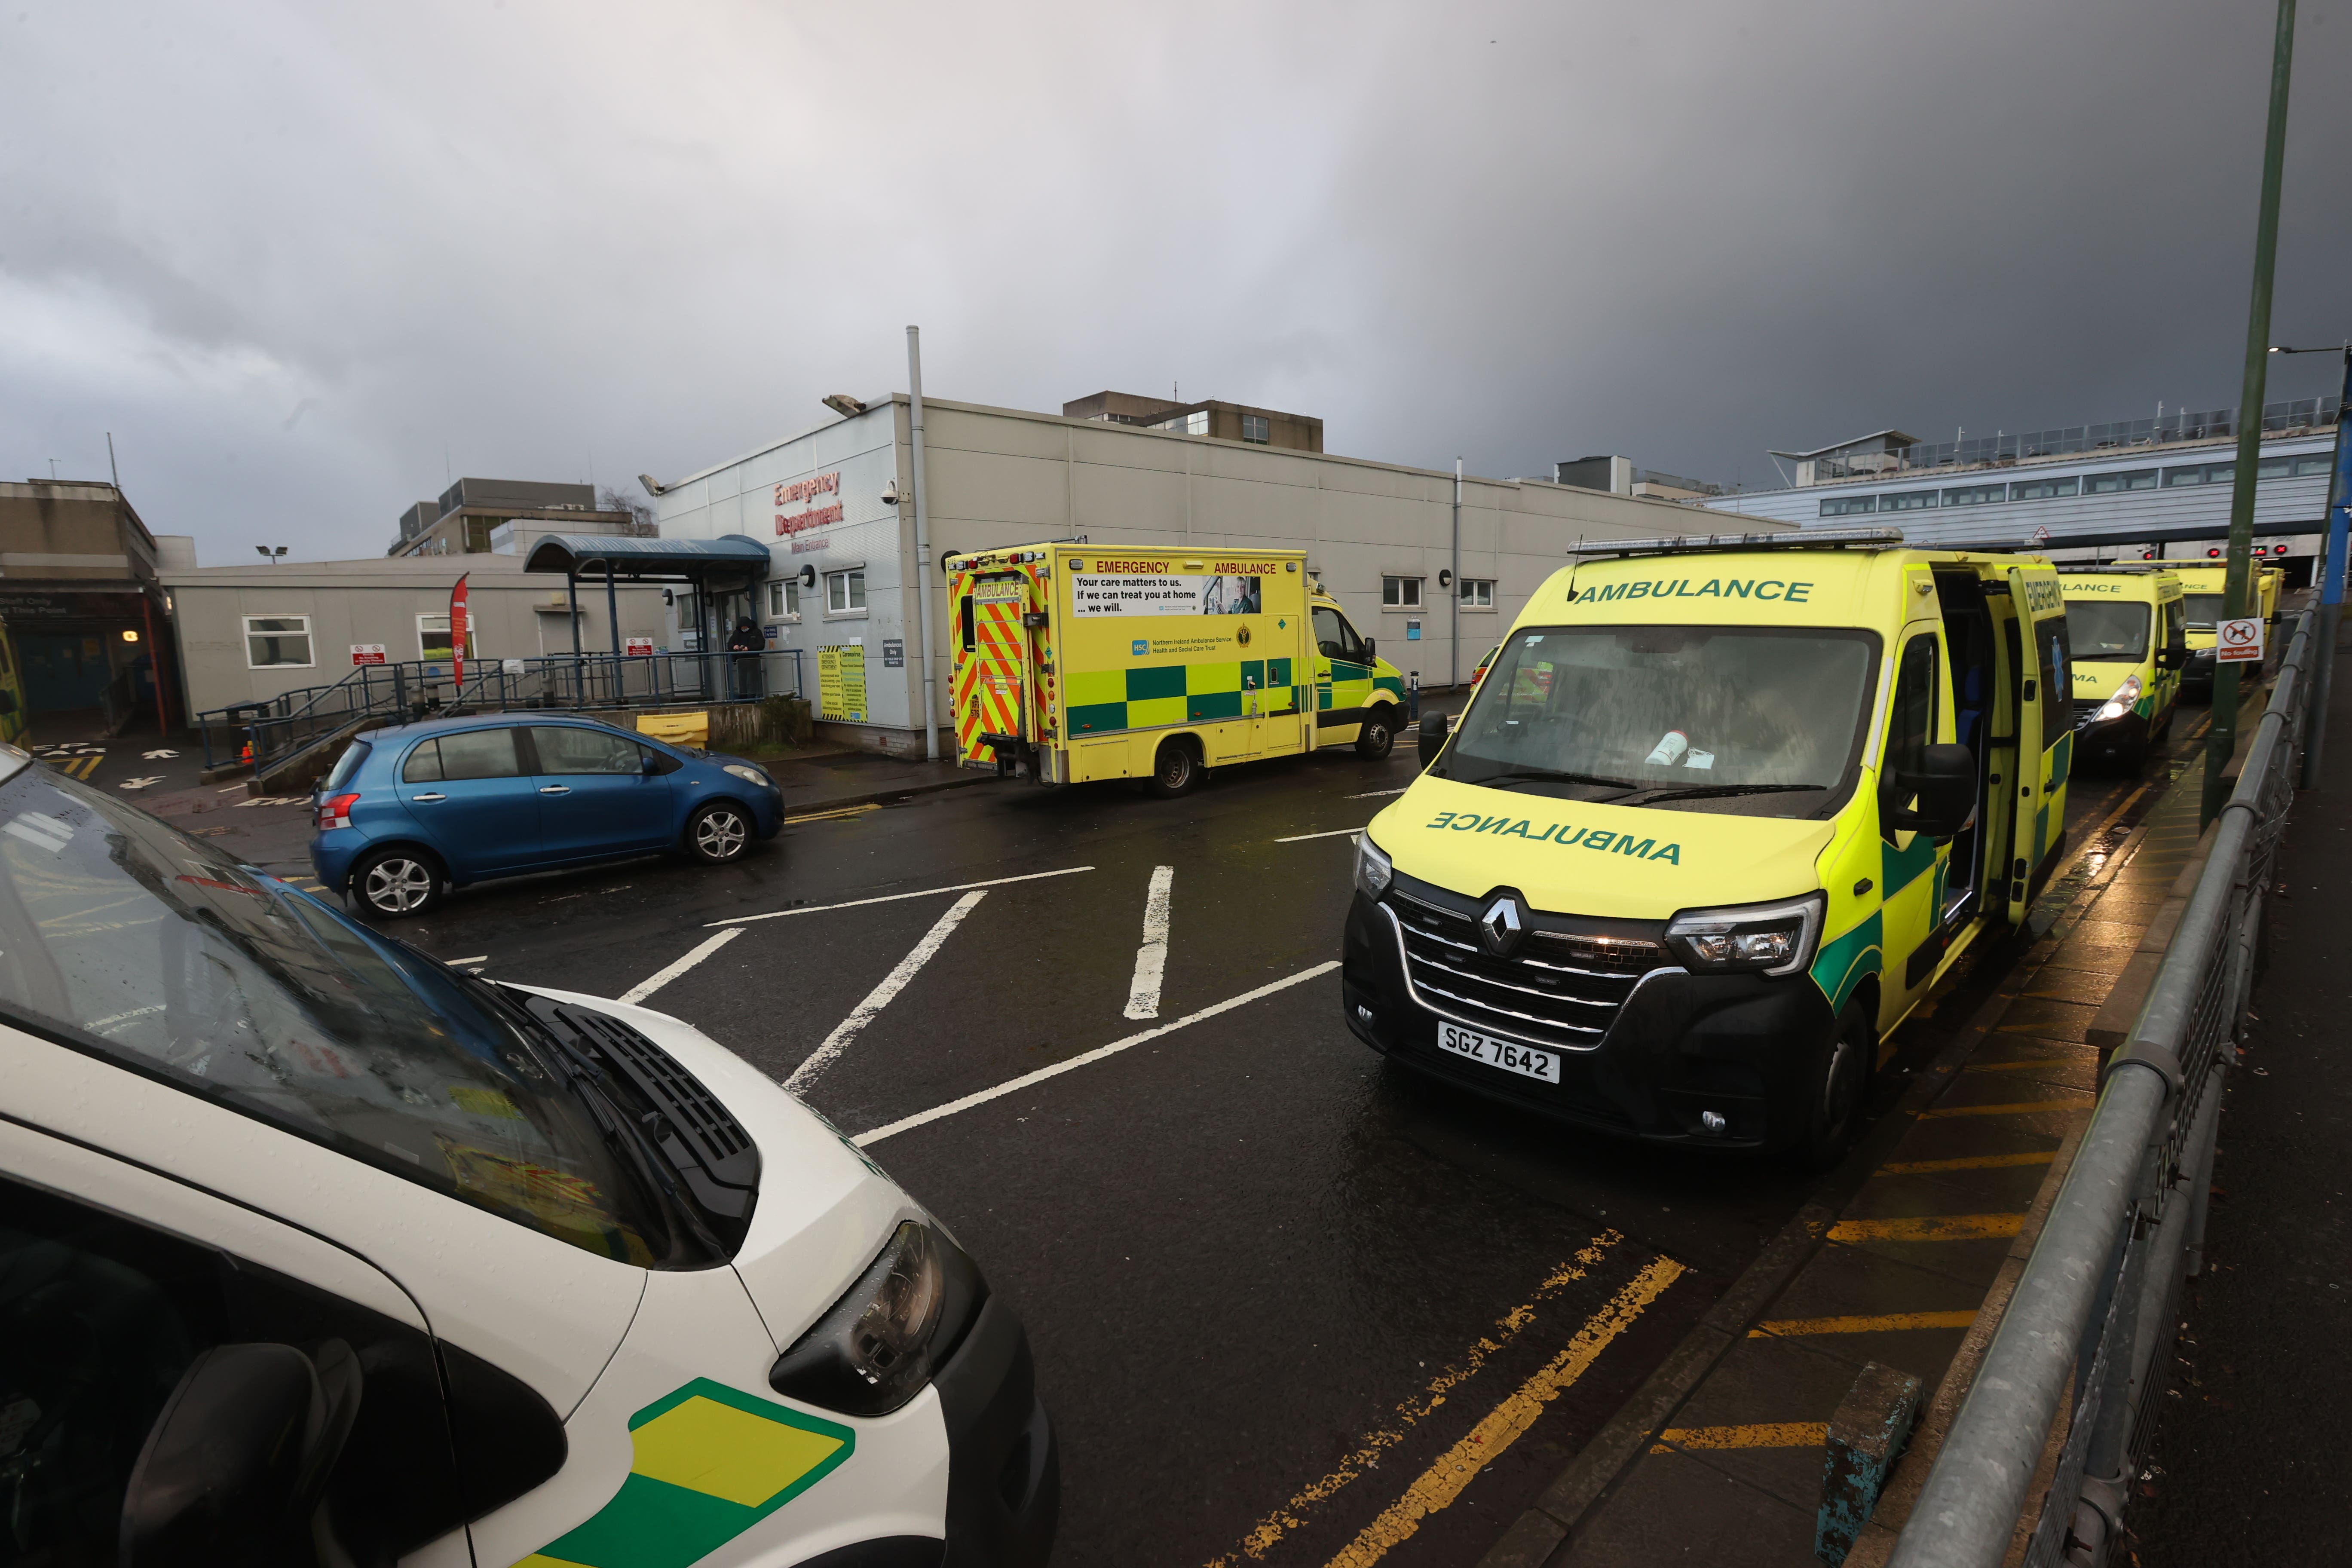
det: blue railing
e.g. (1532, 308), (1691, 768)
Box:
(199, 649), (805, 774)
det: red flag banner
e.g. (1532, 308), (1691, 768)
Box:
(450, 573), (470, 687)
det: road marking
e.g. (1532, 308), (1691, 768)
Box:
(787, 890), (987, 1093)
(1122, 866), (1176, 1020)
(1322, 1257), (1685, 1568)
(1275, 826), (1363, 843)
(784, 803), (880, 824)
(1827, 1213), (2024, 1243)
(1346, 787), (1409, 798)
(706, 865), (1093, 926)
(1882, 1150), (2058, 1174)
(1749, 1311), (1976, 1338)
(856, 960), (1340, 1147)
(618, 927), (744, 1005)
(119, 776), (164, 790)
(1206, 1232), (1626, 1568)
(1651, 1423), (1827, 1454)
(1917, 1099), (2085, 1120)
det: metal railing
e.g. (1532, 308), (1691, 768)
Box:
(1819, 397), (2342, 480)
(1888, 609), (2313, 1568)
(198, 649), (805, 773)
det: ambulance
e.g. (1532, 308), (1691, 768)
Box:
(1344, 530), (2073, 1167)
(0, 618), (23, 745)
(2059, 565), (2187, 771)
(2171, 560), (2284, 692)
(944, 543), (1409, 795)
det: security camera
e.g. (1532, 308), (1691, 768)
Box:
(882, 481), (903, 506)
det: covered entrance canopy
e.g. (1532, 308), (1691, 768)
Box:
(522, 533), (772, 658)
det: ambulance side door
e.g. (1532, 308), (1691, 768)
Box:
(1877, 619), (1958, 1023)
(1312, 603), (1372, 745)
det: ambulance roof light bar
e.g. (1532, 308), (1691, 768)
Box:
(1566, 527), (1905, 559)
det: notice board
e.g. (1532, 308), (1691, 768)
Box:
(818, 644), (867, 722)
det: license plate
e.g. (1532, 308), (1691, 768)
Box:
(1436, 1022), (1560, 1084)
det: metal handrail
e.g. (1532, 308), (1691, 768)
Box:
(1888, 610), (2313, 1568)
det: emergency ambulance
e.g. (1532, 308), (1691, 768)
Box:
(2060, 565), (2186, 771)
(2171, 560), (2284, 692)
(944, 543), (1408, 795)
(1345, 530), (2073, 1167)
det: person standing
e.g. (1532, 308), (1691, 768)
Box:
(726, 616), (765, 699)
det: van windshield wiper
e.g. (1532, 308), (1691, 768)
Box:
(1618, 782), (1829, 805)
(1473, 768), (1642, 796)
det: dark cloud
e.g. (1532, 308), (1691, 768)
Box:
(5, 0), (2346, 559)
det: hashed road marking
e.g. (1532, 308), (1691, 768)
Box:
(786, 890), (988, 1093)
(706, 865), (1093, 926)
(1122, 865), (1175, 1020)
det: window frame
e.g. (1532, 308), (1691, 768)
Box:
(2085, 469), (2158, 495)
(767, 578), (802, 621)
(1240, 413), (1271, 444)
(824, 569), (867, 616)
(1381, 576), (1424, 609)
(416, 612), (480, 664)
(1939, 483), (2008, 508)
(1459, 577), (1496, 609)
(243, 613), (315, 670)
(1820, 495), (1877, 518)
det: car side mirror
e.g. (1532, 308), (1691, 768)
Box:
(1417, 712), (1453, 767)
(1362, 638), (1377, 660)
(1881, 742), (1977, 840)
(2156, 643), (2188, 670)
(122, 1341), (362, 1568)
(643, 753), (662, 774)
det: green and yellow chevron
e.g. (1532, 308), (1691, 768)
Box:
(517, 1379), (855, 1568)
(1066, 658), (1299, 735)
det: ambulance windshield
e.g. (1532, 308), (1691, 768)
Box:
(2067, 601), (2150, 662)
(1436, 626), (1880, 816)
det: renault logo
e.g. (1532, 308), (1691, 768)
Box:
(1479, 894), (1525, 958)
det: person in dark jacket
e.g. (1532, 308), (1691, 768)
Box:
(726, 616), (765, 698)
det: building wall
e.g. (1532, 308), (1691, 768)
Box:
(0, 481), (161, 581)
(163, 558), (669, 715)
(653, 395), (1778, 749)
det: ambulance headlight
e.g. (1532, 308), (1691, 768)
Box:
(2095, 674), (2142, 723)
(1666, 893), (1824, 977)
(1356, 833), (1393, 900)
(769, 1221), (986, 1416)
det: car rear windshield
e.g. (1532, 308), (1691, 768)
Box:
(0, 757), (710, 1268)
(321, 738), (371, 792)
(2067, 601), (2150, 662)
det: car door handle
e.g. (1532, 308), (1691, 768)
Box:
(411, 793), (447, 802)
(539, 785), (571, 795)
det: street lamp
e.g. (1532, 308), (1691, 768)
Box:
(255, 546), (288, 564)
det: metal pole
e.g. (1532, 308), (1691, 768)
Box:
(1450, 458), (1462, 690)
(2203, 0), (2298, 827)
(2298, 345), (2351, 786)
(908, 325), (940, 760)
(567, 571), (582, 706)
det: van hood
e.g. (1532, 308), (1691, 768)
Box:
(1371, 775), (1838, 920)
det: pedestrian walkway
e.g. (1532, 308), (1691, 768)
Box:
(1478, 721), (2238, 1567)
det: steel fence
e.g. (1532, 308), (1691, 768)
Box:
(197, 649), (805, 773)
(1888, 610), (2313, 1568)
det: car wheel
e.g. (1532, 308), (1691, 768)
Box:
(687, 802), (753, 864)
(351, 849), (444, 919)
(1795, 1003), (1871, 1171)
(1355, 707), (1396, 760)
(1146, 740), (1200, 799)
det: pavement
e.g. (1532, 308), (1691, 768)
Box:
(2132, 644), (2352, 1565)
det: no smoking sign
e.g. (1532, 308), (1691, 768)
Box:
(2214, 616), (2266, 663)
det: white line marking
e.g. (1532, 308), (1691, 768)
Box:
(1122, 865), (1176, 1020)
(854, 961), (1341, 1147)
(705, 865), (1092, 926)
(786, 890), (988, 1092)
(1275, 827), (1365, 843)
(618, 927), (744, 1005)
(445, 955), (490, 966)
(1346, 787), (1409, 798)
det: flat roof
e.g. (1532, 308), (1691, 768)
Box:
(524, 532), (772, 578)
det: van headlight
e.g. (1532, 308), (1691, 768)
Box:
(769, 1222), (986, 1415)
(1665, 893), (1825, 977)
(2095, 674), (2142, 723)
(1356, 834), (1393, 900)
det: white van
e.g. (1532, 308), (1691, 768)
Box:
(0, 743), (1056, 1568)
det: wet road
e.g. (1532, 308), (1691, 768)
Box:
(381, 728), (2176, 1568)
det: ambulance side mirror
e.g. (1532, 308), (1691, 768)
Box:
(1418, 712), (1452, 766)
(2156, 643), (2188, 671)
(1363, 637), (1377, 660)
(1881, 743), (1976, 840)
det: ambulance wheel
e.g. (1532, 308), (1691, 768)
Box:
(1795, 1002), (1871, 1172)
(1147, 739), (1201, 798)
(1355, 707), (1397, 760)
(350, 848), (444, 919)
(686, 802), (753, 864)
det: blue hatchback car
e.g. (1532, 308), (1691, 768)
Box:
(310, 714), (784, 917)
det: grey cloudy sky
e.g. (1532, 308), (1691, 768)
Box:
(7, 0), (2348, 563)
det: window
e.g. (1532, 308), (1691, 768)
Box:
(1381, 576), (1423, 608)
(462, 515), (502, 552)
(768, 578), (801, 618)
(2068, 601), (2150, 662)
(2254, 453), (2331, 478)
(2086, 469), (2157, 494)
(1939, 484), (2006, 508)
(1153, 410), (1210, 436)
(401, 727), (524, 782)
(243, 614), (313, 668)
(1885, 633), (1940, 787)
(2008, 475), (2080, 501)
(1459, 578), (1495, 607)
(2038, 615), (2071, 705)
(530, 725), (651, 775)
(1313, 605), (1366, 664)
(1820, 495), (1877, 517)
(418, 613), (479, 663)
(1241, 414), (1271, 444)
(2163, 462), (2234, 487)
(826, 569), (866, 613)
(1877, 490), (1938, 512)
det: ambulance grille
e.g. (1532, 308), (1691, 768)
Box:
(1387, 881), (1669, 1052)
(2071, 699), (2104, 731)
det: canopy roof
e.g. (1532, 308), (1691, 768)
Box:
(523, 533), (771, 580)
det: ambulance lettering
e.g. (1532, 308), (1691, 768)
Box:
(1425, 812), (1680, 862)
(1584, 579), (1812, 604)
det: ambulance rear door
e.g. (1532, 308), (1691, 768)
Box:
(2005, 564), (2053, 923)
(961, 570), (1036, 766)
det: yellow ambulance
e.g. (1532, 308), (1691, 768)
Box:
(2060, 565), (2186, 771)
(2171, 560), (2284, 691)
(1343, 530), (2073, 1167)
(0, 619), (24, 746)
(943, 544), (1408, 795)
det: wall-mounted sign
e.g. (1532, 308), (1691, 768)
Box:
(1406, 620), (1422, 640)
(882, 639), (905, 668)
(775, 472), (845, 539)
(624, 636), (655, 656)
(351, 644), (387, 665)
(2215, 617), (2265, 663)
(818, 644), (867, 722)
